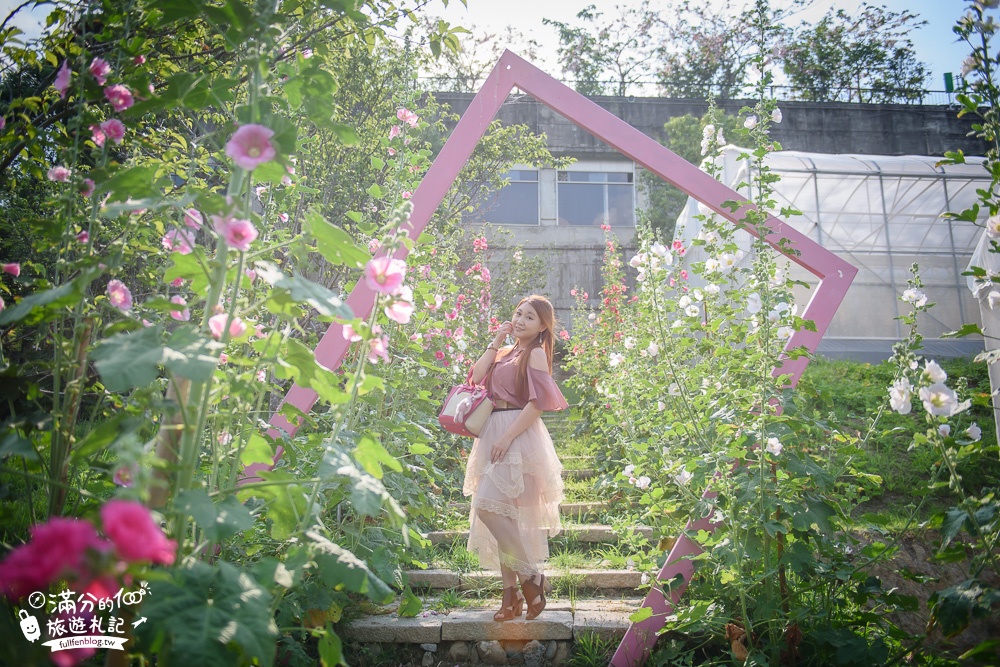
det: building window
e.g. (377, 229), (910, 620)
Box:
(557, 171), (635, 226)
(468, 169), (539, 225)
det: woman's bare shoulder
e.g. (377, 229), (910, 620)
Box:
(528, 346), (549, 370)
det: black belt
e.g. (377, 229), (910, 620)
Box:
(493, 407), (521, 412)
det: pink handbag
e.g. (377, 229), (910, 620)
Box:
(438, 372), (494, 437)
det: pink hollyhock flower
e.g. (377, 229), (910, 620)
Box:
(90, 124), (107, 147)
(79, 179), (95, 197)
(368, 238), (381, 253)
(396, 107), (418, 128)
(388, 125), (401, 140)
(103, 84), (134, 112)
(385, 300), (414, 324)
(0, 296), (4, 314)
(100, 118), (126, 145)
(244, 267), (256, 281)
(387, 147), (396, 156)
(434, 350), (445, 361)
(133, 55), (146, 65)
(169, 296), (190, 321)
(76, 231), (89, 243)
(183, 208), (203, 229)
(225, 124), (277, 171)
(559, 330), (570, 341)
(402, 191), (412, 200)
(162, 228), (195, 255)
(0, 117), (5, 130)
(212, 213), (258, 251)
(170, 277), (184, 287)
(113, 464), (137, 487)
(278, 212), (289, 223)
(219, 353), (228, 364)
(2, 263), (20, 277)
(47, 165), (71, 182)
(106, 279), (132, 312)
(364, 256), (406, 295)
(0, 517), (107, 601)
(54, 60), (71, 99)
(208, 313), (246, 339)
(342, 323), (362, 342)
(100, 499), (177, 565)
(255, 324), (265, 338)
(89, 57), (111, 85)
(368, 335), (389, 363)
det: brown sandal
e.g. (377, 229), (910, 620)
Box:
(521, 573), (548, 620)
(493, 585), (524, 621)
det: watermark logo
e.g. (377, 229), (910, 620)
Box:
(15, 581), (150, 655)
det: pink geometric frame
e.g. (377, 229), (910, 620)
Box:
(246, 51), (858, 666)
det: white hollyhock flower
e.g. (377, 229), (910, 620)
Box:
(888, 378), (913, 414)
(629, 253), (646, 268)
(623, 464), (635, 477)
(635, 475), (651, 490)
(987, 214), (1000, 238)
(901, 288), (928, 307)
(647, 341), (659, 357)
(657, 400), (666, 411)
(938, 424), (951, 438)
(919, 383), (960, 416)
(685, 305), (700, 317)
(967, 423), (982, 441)
(771, 108), (782, 123)
(765, 437), (783, 455)
(706, 284), (720, 295)
(747, 292), (762, 314)
(705, 258), (720, 273)
(624, 337), (636, 349)
(679, 295), (692, 309)
(922, 360), (947, 384)
(610, 352), (625, 367)
(674, 470), (694, 485)
(744, 115), (758, 130)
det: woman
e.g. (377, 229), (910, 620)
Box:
(464, 295), (568, 621)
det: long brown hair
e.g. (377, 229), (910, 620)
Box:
(505, 295), (556, 397)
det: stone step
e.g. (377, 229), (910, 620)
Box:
(424, 523), (653, 546)
(447, 501), (608, 517)
(562, 468), (594, 480)
(405, 568), (645, 592)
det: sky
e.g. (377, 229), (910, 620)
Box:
(435, 0), (979, 92)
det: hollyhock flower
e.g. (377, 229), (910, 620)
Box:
(919, 382), (960, 416)
(685, 304), (700, 317)
(396, 107), (418, 127)
(744, 115), (758, 130)
(388, 125), (402, 140)
(162, 228), (195, 255)
(79, 179), (95, 198)
(0, 117), (5, 130)
(255, 324), (265, 338)
(646, 341), (659, 357)
(225, 124), (277, 171)
(987, 214), (1000, 238)
(170, 277), (184, 287)
(89, 57), (111, 85)
(278, 212), (289, 223)
(0, 517), (108, 601)
(609, 352), (625, 367)
(966, 423), (982, 441)
(54, 60), (71, 99)
(765, 437), (783, 456)
(401, 191), (412, 199)
(106, 279), (132, 312)
(434, 350), (446, 361)
(103, 84), (134, 112)
(922, 360), (947, 384)
(169, 296), (190, 321)
(47, 165), (71, 182)
(100, 118), (126, 145)
(100, 499), (176, 565)
(364, 256), (406, 295)
(771, 108), (783, 124)
(2, 263), (20, 277)
(368, 336), (389, 363)
(989, 291), (1000, 310)
(747, 293), (762, 314)
(623, 464), (635, 477)
(208, 313), (246, 339)
(962, 55), (979, 77)
(385, 300), (414, 324)
(133, 54), (146, 65)
(76, 231), (89, 243)
(635, 476), (651, 490)
(559, 330), (570, 341)
(113, 464), (137, 487)
(938, 424), (951, 438)
(674, 470), (694, 486)
(90, 124), (107, 147)
(473, 237), (488, 252)
(889, 378), (912, 414)
(212, 213), (258, 251)
(901, 288), (927, 307)
(244, 267), (256, 282)
(184, 208), (203, 229)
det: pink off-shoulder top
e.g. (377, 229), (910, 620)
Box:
(488, 348), (569, 412)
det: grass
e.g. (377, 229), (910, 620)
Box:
(568, 631), (619, 667)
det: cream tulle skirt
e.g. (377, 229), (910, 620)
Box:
(463, 410), (564, 575)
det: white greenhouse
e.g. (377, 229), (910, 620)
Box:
(673, 148), (990, 362)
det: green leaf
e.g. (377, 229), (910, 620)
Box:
(942, 323), (985, 339)
(397, 586), (422, 618)
(71, 415), (144, 464)
(790, 493), (836, 533)
(135, 560), (277, 667)
(91, 325), (165, 392)
(274, 273), (354, 319)
(0, 431), (39, 461)
(97, 165), (168, 202)
(236, 470), (309, 540)
(352, 434), (402, 480)
(303, 210), (369, 268)
(0, 268), (99, 327)
(319, 444), (404, 522)
(930, 580), (1000, 637)
(240, 432), (275, 466)
(629, 606), (653, 623)
(330, 123), (360, 145)
(176, 489), (255, 542)
(408, 443), (433, 456)
(163, 326), (224, 382)
(319, 629), (347, 667)
(164, 247), (212, 296)
(309, 532), (395, 604)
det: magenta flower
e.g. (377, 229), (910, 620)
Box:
(100, 118), (126, 145)
(100, 499), (177, 565)
(0, 296), (4, 313)
(402, 191), (412, 200)
(0, 517), (108, 601)
(76, 231), (89, 243)
(181, 209), (203, 230)
(208, 313), (246, 340)
(388, 125), (401, 140)
(363, 256), (406, 295)
(103, 84), (134, 112)
(169, 296), (190, 321)
(133, 54), (146, 65)
(225, 124), (277, 171)
(170, 277), (184, 287)
(106, 279), (132, 312)
(89, 57), (111, 85)
(47, 165), (71, 182)
(54, 60), (71, 99)
(212, 213), (258, 251)
(368, 336), (389, 363)
(0, 117), (5, 130)
(162, 228), (195, 255)
(396, 107), (418, 128)
(2, 263), (20, 277)
(79, 179), (95, 197)
(385, 300), (414, 324)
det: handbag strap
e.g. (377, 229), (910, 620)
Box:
(467, 357), (497, 390)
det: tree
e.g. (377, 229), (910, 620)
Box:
(543, 1), (662, 97)
(782, 3), (929, 103)
(419, 20), (540, 93)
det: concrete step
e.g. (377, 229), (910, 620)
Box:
(340, 598), (638, 644)
(405, 568), (645, 592)
(562, 468), (595, 480)
(424, 523), (653, 546)
(447, 500), (608, 517)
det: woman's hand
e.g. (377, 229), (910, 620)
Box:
(490, 435), (513, 464)
(493, 321), (512, 348)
